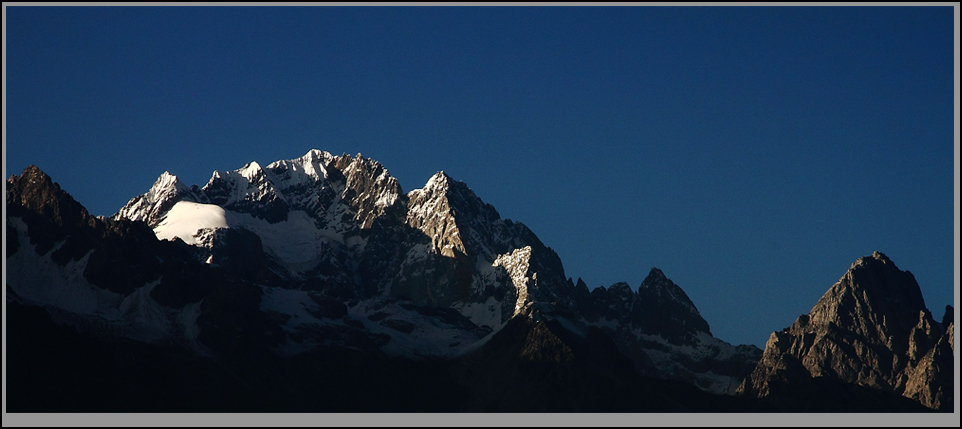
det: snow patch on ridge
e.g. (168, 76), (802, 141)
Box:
(223, 209), (342, 274)
(154, 201), (228, 245)
(631, 329), (748, 395)
(349, 299), (486, 359)
(152, 201), (347, 274)
(456, 296), (504, 333)
(259, 287), (324, 329)
(118, 280), (171, 341)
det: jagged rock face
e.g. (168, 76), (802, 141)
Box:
(17, 157), (577, 357)
(109, 153), (574, 332)
(113, 151), (406, 299)
(8, 165), (97, 257)
(8, 166), (166, 295)
(579, 269), (761, 395)
(115, 172), (209, 228)
(9, 158), (760, 401)
(339, 155), (402, 229)
(944, 306), (955, 355)
(737, 252), (953, 411)
(579, 269), (712, 345)
(204, 161), (291, 224)
(901, 319), (953, 412)
(808, 252), (928, 352)
(385, 170), (572, 328)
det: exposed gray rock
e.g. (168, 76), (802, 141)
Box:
(737, 251), (952, 410)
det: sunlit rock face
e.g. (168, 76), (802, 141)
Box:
(737, 252), (953, 410)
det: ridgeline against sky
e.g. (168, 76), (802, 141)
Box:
(4, 6), (956, 348)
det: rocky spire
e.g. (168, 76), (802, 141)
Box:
(7, 165), (94, 257)
(737, 251), (952, 410)
(807, 251), (927, 350)
(633, 267), (712, 343)
(114, 171), (205, 227)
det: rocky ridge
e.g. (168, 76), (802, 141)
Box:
(7, 151), (950, 411)
(7, 151), (760, 397)
(736, 251), (954, 411)
(113, 150), (760, 389)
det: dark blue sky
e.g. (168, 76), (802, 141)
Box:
(5, 6), (956, 348)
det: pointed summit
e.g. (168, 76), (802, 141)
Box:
(155, 170), (183, 188)
(639, 267), (699, 315)
(302, 148), (329, 162)
(202, 159), (289, 223)
(423, 171), (453, 190)
(871, 250), (890, 262)
(641, 267), (669, 286)
(809, 251), (926, 348)
(114, 170), (203, 227)
(634, 268), (711, 342)
(336, 153), (402, 229)
(7, 165), (91, 233)
(265, 149), (336, 191)
(239, 161), (265, 181)
(406, 170), (505, 259)
(737, 252), (950, 410)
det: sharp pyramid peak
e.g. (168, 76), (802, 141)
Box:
(418, 170), (455, 192)
(638, 267), (701, 315)
(155, 170), (180, 181)
(149, 171), (187, 194)
(241, 160), (262, 171)
(809, 251), (928, 344)
(641, 267), (669, 286)
(10, 165), (57, 193)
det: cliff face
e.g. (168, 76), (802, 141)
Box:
(737, 252), (953, 411)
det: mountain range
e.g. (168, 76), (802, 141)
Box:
(4, 149), (954, 412)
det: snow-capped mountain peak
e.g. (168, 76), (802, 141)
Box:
(114, 170), (205, 227)
(102, 151), (761, 395)
(420, 170), (452, 192)
(6, 159), (949, 411)
(265, 149), (336, 190)
(240, 160), (265, 181)
(154, 171), (188, 194)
